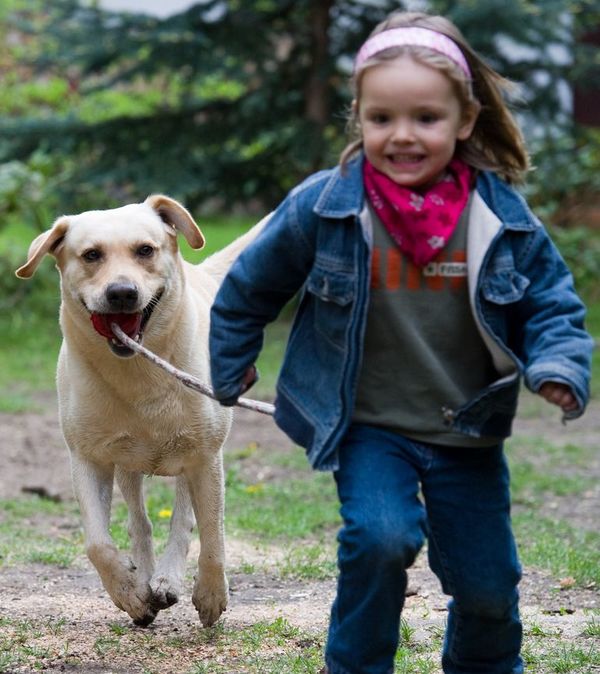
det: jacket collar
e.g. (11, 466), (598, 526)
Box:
(313, 155), (365, 219)
(475, 171), (538, 232)
(313, 154), (538, 233)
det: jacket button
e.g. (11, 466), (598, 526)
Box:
(441, 406), (455, 426)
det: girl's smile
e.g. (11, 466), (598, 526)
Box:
(357, 54), (478, 191)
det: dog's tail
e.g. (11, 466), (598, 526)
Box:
(199, 212), (272, 284)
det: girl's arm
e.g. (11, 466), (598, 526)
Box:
(209, 194), (317, 405)
(513, 227), (593, 418)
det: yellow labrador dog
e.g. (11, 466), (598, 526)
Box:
(16, 196), (266, 627)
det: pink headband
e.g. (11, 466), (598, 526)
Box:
(355, 26), (471, 78)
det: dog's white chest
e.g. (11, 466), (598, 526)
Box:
(61, 388), (229, 476)
(104, 431), (196, 474)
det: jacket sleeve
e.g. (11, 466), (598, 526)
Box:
(513, 226), (593, 419)
(209, 193), (316, 405)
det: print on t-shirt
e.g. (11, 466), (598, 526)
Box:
(370, 247), (467, 292)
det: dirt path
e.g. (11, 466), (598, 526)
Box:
(1, 393), (599, 673)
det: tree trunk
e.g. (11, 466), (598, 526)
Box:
(305, 0), (334, 170)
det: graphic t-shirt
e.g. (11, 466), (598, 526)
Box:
(352, 198), (501, 446)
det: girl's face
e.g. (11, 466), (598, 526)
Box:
(356, 54), (478, 191)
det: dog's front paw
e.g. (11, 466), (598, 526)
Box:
(149, 574), (182, 610)
(110, 570), (157, 626)
(192, 567), (229, 627)
(88, 544), (157, 626)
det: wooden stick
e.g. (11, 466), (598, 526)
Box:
(111, 324), (275, 417)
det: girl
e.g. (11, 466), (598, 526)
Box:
(209, 10), (593, 674)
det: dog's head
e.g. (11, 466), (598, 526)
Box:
(16, 195), (205, 358)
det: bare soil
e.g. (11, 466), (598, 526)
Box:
(0, 392), (599, 673)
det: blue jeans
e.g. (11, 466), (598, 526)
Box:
(325, 424), (523, 674)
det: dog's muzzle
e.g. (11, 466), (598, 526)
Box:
(88, 285), (163, 358)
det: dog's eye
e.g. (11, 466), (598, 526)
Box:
(137, 245), (154, 258)
(82, 249), (101, 262)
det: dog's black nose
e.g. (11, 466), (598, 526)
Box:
(106, 282), (139, 312)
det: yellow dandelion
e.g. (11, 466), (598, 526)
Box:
(244, 483), (264, 495)
(158, 508), (173, 519)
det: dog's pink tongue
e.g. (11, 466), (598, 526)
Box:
(90, 313), (142, 339)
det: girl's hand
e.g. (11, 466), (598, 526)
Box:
(538, 382), (578, 413)
(216, 366), (258, 407)
(240, 365), (258, 395)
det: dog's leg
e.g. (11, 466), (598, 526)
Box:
(115, 468), (156, 583)
(70, 453), (157, 626)
(185, 454), (229, 627)
(149, 475), (195, 610)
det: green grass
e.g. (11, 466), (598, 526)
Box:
(522, 640), (600, 673)
(180, 215), (256, 262)
(0, 615), (325, 674)
(0, 466), (341, 578)
(2, 216), (600, 673)
(508, 436), (596, 502)
(0, 312), (62, 409)
(390, 613), (600, 674)
(514, 513), (600, 587)
(585, 300), (600, 398)
(0, 496), (81, 568)
(109, 479), (182, 554)
(583, 614), (600, 637)
(225, 470), (339, 542)
(3, 609), (597, 674)
(0, 479), (198, 569)
(506, 435), (600, 586)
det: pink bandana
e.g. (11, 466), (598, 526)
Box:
(363, 159), (472, 267)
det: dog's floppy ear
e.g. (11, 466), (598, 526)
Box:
(15, 217), (70, 279)
(146, 194), (205, 250)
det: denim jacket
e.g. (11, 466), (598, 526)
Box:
(209, 156), (593, 471)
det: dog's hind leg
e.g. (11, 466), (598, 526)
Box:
(70, 453), (157, 626)
(185, 454), (229, 627)
(115, 467), (156, 584)
(149, 475), (195, 610)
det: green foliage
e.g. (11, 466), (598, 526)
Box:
(0, 151), (64, 233)
(548, 224), (600, 300)
(525, 129), (600, 221)
(429, 1), (600, 227)
(3, 0), (596, 217)
(434, 0), (598, 120)
(0, 0), (398, 210)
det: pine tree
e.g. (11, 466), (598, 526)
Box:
(1, 0), (398, 208)
(1, 0), (596, 210)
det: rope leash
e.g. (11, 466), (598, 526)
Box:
(111, 324), (275, 417)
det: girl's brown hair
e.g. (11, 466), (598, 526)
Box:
(341, 11), (530, 183)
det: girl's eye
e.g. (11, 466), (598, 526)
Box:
(371, 114), (389, 124)
(82, 249), (101, 262)
(137, 245), (154, 258)
(419, 113), (439, 124)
